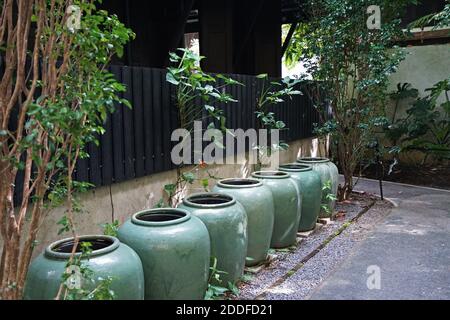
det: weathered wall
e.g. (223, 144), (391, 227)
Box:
(385, 43), (450, 164)
(388, 43), (450, 108)
(22, 136), (327, 257)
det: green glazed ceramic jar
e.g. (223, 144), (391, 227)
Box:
(117, 208), (210, 300)
(297, 157), (339, 218)
(251, 171), (301, 248)
(178, 193), (247, 285)
(212, 178), (274, 267)
(278, 163), (322, 231)
(23, 235), (144, 300)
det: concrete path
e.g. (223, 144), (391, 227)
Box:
(309, 178), (450, 300)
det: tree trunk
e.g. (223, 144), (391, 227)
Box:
(339, 173), (353, 201)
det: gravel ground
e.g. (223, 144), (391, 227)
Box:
(235, 193), (393, 300)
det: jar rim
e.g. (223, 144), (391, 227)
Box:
(278, 163), (313, 172)
(182, 193), (236, 209)
(131, 208), (191, 227)
(297, 157), (330, 164)
(44, 235), (119, 260)
(216, 178), (263, 189)
(251, 170), (290, 179)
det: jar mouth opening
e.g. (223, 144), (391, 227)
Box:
(132, 208), (191, 226)
(45, 235), (119, 259)
(52, 237), (114, 253)
(182, 193), (235, 208)
(279, 163), (312, 171)
(137, 212), (186, 222)
(252, 171), (290, 179)
(297, 157), (330, 163)
(220, 178), (260, 186)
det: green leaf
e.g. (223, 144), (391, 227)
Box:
(163, 184), (176, 197)
(181, 172), (196, 184)
(201, 178), (209, 189)
(205, 105), (215, 113)
(166, 72), (179, 85)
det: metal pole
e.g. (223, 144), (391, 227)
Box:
(376, 147), (384, 200)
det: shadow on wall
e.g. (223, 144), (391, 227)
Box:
(296, 136), (329, 160)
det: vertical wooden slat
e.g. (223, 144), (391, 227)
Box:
(111, 65), (125, 182)
(132, 67), (145, 178)
(237, 74), (243, 130)
(169, 76), (179, 170)
(143, 68), (155, 175)
(152, 69), (163, 173)
(161, 70), (172, 171)
(286, 94), (291, 142)
(101, 109), (114, 185)
(75, 157), (89, 182)
(231, 75), (238, 130)
(222, 77), (232, 129)
(247, 76), (253, 130)
(300, 93), (304, 138)
(241, 76), (247, 130)
(122, 66), (135, 180)
(88, 140), (102, 186)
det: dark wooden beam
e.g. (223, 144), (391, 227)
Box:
(281, 22), (298, 57)
(125, 0), (131, 65)
(168, 0), (196, 53)
(233, 0), (266, 68)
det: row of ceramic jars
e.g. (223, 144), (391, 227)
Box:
(24, 157), (338, 300)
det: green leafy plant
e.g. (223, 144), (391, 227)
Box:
(408, 79), (450, 162)
(254, 74), (302, 170)
(321, 180), (337, 216)
(167, 49), (241, 131)
(286, 0), (415, 200)
(0, 0), (134, 299)
(240, 272), (254, 283)
(203, 257), (242, 300)
(204, 257), (229, 300)
(161, 49), (241, 207)
(388, 79), (450, 163)
(386, 1), (450, 164)
(227, 281), (240, 297)
(102, 220), (120, 237)
(409, 0), (450, 30)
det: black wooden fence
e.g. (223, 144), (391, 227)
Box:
(72, 66), (319, 187)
